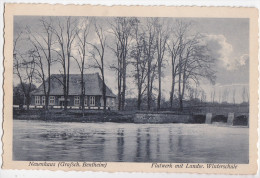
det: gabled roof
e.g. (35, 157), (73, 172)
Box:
(32, 73), (116, 97)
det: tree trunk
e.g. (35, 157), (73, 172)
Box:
(102, 73), (107, 111)
(117, 62), (122, 110)
(45, 95), (49, 110)
(147, 60), (151, 110)
(81, 72), (84, 115)
(137, 90), (142, 110)
(118, 92), (121, 111)
(26, 96), (30, 110)
(157, 63), (162, 110)
(178, 62), (182, 111)
(63, 73), (67, 110)
(103, 82), (106, 111)
(179, 97), (183, 111)
(47, 62), (51, 110)
(170, 77), (175, 108)
(121, 58), (126, 110)
(66, 55), (70, 111)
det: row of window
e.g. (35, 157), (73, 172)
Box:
(35, 96), (115, 106)
(74, 96), (95, 106)
(35, 96), (96, 106)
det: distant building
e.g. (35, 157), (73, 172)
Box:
(30, 73), (117, 110)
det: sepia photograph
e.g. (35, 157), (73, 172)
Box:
(3, 4), (258, 174)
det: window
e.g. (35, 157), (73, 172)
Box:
(107, 98), (110, 105)
(35, 96), (40, 105)
(42, 96), (45, 105)
(84, 97), (88, 106)
(90, 96), (95, 106)
(49, 96), (55, 105)
(74, 96), (80, 106)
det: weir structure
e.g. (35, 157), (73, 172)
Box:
(133, 112), (249, 126)
(205, 112), (249, 126)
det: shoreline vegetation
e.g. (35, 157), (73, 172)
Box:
(13, 104), (249, 126)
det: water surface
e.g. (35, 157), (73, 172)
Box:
(13, 120), (249, 163)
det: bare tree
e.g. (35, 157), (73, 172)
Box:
(88, 21), (107, 110)
(142, 18), (157, 110)
(27, 17), (55, 110)
(130, 22), (148, 110)
(13, 30), (36, 110)
(73, 17), (91, 114)
(109, 17), (137, 110)
(173, 20), (216, 110)
(154, 18), (169, 110)
(167, 27), (181, 108)
(51, 17), (78, 110)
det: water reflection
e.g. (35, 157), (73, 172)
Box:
(145, 128), (151, 161)
(156, 131), (160, 159)
(13, 120), (249, 163)
(177, 129), (183, 153)
(117, 129), (124, 161)
(169, 128), (174, 153)
(135, 128), (141, 162)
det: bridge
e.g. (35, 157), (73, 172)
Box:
(134, 112), (249, 126)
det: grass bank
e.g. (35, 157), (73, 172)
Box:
(13, 109), (134, 123)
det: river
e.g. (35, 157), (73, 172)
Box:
(13, 120), (249, 163)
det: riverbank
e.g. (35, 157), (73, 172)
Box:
(13, 109), (248, 125)
(13, 109), (204, 123)
(13, 110), (134, 123)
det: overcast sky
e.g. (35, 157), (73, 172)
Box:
(13, 16), (249, 103)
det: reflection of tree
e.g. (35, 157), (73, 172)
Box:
(135, 128), (141, 161)
(117, 129), (125, 161)
(177, 129), (183, 153)
(168, 128), (174, 153)
(156, 132), (160, 159)
(145, 128), (151, 161)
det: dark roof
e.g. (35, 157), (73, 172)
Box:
(32, 73), (116, 97)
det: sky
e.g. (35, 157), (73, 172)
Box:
(13, 16), (249, 103)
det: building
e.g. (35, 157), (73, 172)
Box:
(30, 73), (117, 110)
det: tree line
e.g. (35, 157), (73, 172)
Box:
(14, 17), (217, 111)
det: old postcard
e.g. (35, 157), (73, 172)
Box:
(2, 4), (258, 174)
